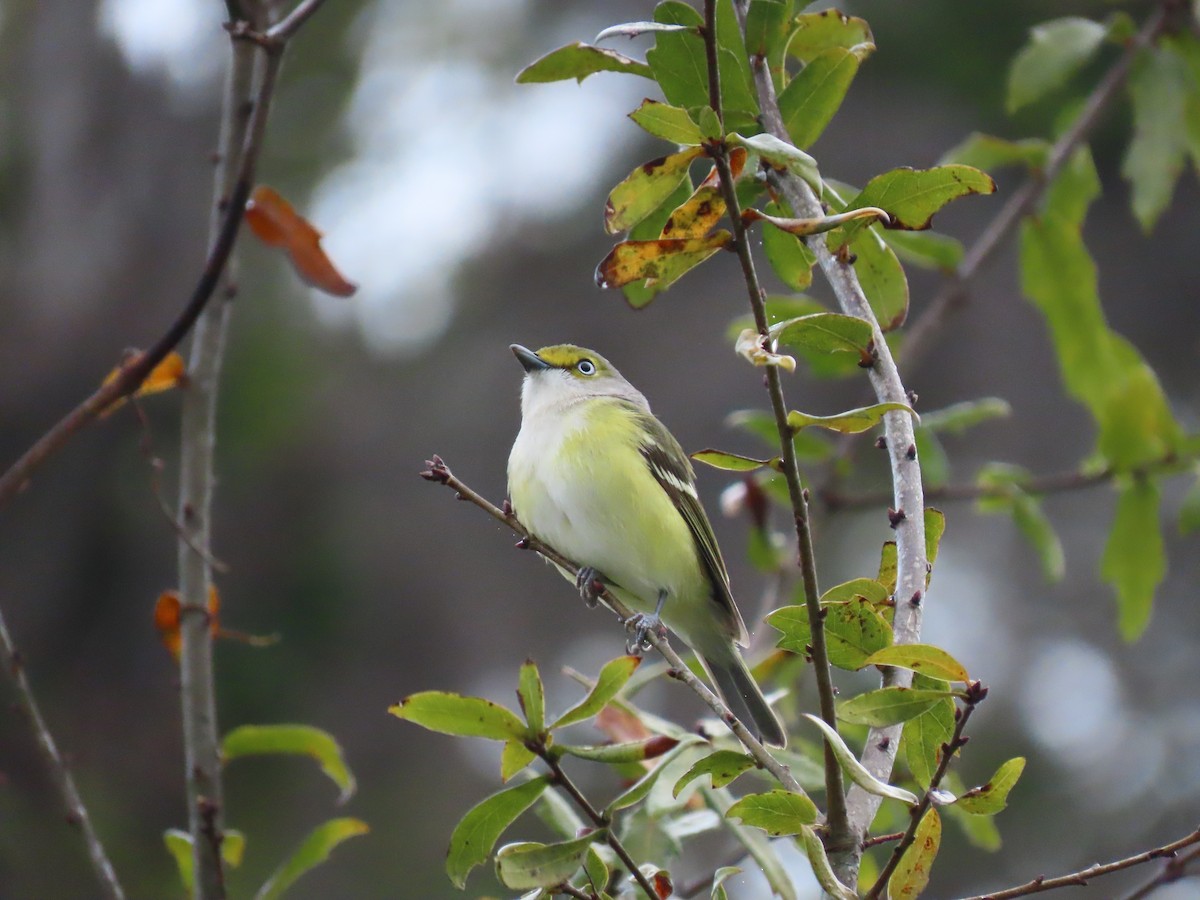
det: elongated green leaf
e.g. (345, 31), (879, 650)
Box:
(1007, 17), (1108, 113)
(500, 739), (537, 782)
(714, 0), (759, 126)
(940, 132), (1050, 172)
(165, 828), (246, 894)
(1102, 479), (1165, 640)
(802, 714), (919, 805)
(878, 540), (898, 594)
(495, 833), (598, 890)
(389, 692), (528, 741)
(838, 688), (952, 727)
(862, 644), (969, 683)
(692, 449), (775, 472)
(925, 507), (946, 583)
(557, 736), (679, 764)
(447, 778), (550, 888)
(726, 789), (818, 835)
(881, 229), (964, 271)
(922, 398), (1012, 435)
(673, 750), (757, 797)
(903, 698), (955, 789)
(851, 229), (909, 330)
(798, 825), (858, 900)
(888, 808), (941, 898)
(596, 232), (732, 297)
(255, 818), (369, 900)
(778, 48), (860, 149)
(761, 201), (816, 290)
(629, 99), (703, 145)
(516, 42), (653, 84)
(1123, 46), (1191, 232)
(1012, 492), (1066, 582)
(1179, 472), (1200, 535)
(914, 427), (949, 489)
(836, 166), (995, 246)
(745, 0), (792, 76)
(956, 757), (1026, 815)
(583, 844), (609, 894)
(222, 724), (356, 803)
(786, 10), (874, 63)
(788, 401), (914, 434)
(604, 146), (704, 235)
(595, 21), (695, 42)
(518, 660), (545, 733)
(646, 2), (709, 110)
(552, 656), (641, 729)
(605, 738), (700, 815)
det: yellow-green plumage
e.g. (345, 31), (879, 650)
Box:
(507, 343), (785, 747)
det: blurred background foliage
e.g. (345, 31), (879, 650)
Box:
(0, 0), (1197, 896)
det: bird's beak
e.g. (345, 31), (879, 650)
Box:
(510, 344), (551, 372)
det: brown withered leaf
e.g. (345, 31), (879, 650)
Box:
(595, 232), (732, 294)
(100, 350), (187, 417)
(154, 585), (220, 663)
(245, 185), (357, 297)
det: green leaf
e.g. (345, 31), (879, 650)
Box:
(788, 401), (914, 434)
(164, 828), (247, 894)
(878, 540), (898, 594)
(728, 133), (822, 190)
(925, 507), (946, 581)
(798, 825), (858, 900)
(835, 166), (996, 246)
(914, 427), (949, 489)
(494, 832), (598, 890)
(770, 312), (874, 364)
(447, 778), (549, 888)
(838, 687), (952, 727)
(921, 398), (1012, 435)
(596, 232), (733, 298)
(673, 750), (757, 797)
(516, 42), (653, 84)
(605, 738), (700, 815)
(726, 789), (818, 836)
(861, 644), (969, 683)
(552, 656), (642, 729)
(692, 449), (775, 472)
(1122, 46), (1192, 232)
(769, 598), (892, 670)
(255, 818), (369, 900)
(1179, 472), (1200, 535)
(628, 99), (704, 145)
(940, 132), (1050, 172)
(850, 229), (909, 331)
(902, 698), (955, 789)
(1043, 144), (1100, 228)
(881, 229), (964, 271)
(802, 714), (919, 806)
(646, 2), (709, 111)
(711, 865), (742, 900)
(714, 0), (759, 125)
(956, 757), (1026, 815)
(389, 692), (528, 742)
(888, 808), (941, 899)
(820, 577), (891, 606)
(583, 844), (609, 893)
(1011, 492), (1066, 582)
(557, 736), (680, 764)
(1007, 17), (1108, 113)
(761, 201), (816, 290)
(500, 739), (537, 782)
(785, 10), (874, 63)
(745, 0), (792, 76)
(1102, 479), (1166, 640)
(604, 147), (704, 235)
(778, 48), (860, 150)
(518, 660), (546, 733)
(706, 790), (800, 900)
(222, 724), (356, 803)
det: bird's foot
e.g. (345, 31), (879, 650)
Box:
(575, 567), (605, 608)
(624, 609), (667, 655)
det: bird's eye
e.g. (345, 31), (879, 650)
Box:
(577, 359), (596, 376)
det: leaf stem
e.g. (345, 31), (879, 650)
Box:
(700, 0), (850, 849)
(863, 681), (986, 899)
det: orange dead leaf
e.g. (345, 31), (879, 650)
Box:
(100, 351), (187, 417)
(154, 585), (220, 663)
(245, 185), (357, 297)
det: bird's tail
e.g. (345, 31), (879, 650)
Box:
(701, 648), (786, 748)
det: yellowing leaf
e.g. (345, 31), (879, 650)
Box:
(595, 232), (732, 296)
(888, 808), (941, 898)
(100, 350), (187, 416)
(245, 185), (357, 297)
(861, 644), (969, 683)
(153, 585), (220, 663)
(222, 724), (357, 804)
(604, 147), (705, 235)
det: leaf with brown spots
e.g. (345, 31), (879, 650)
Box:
(595, 232), (732, 301)
(245, 185), (356, 297)
(604, 146), (705, 235)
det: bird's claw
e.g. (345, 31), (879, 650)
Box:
(624, 613), (666, 655)
(575, 567), (605, 608)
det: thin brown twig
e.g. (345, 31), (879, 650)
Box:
(0, 616), (124, 899)
(420, 456), (804, 796)
(1120, 843), (1200, 900)
(701, 0), (849, 845)
(865, 682), (986, 899)
(861, 830), (906, 850)
(955, 827), (1200, 900)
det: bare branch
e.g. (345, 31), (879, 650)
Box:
(956, 828), (1200, 900)
(266, 0), (332, 44)
(700, 0), (849, 846)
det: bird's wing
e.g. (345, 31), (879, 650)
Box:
(633, 407), (750, 646)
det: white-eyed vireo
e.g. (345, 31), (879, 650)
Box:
(507, 343), (786, 748)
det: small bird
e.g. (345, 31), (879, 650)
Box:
(507, 343), (786, 747)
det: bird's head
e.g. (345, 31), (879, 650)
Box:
(510, 343), (647, 413)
